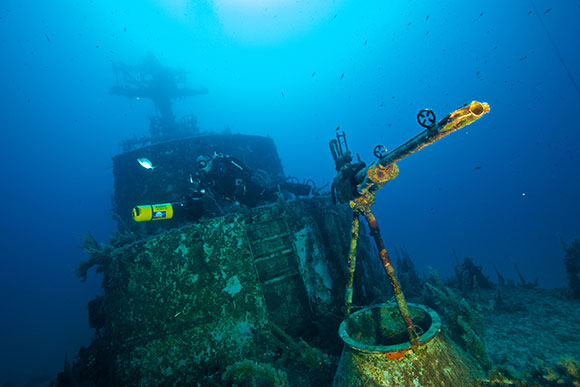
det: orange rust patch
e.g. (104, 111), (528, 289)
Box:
(384, 350), (407, 360)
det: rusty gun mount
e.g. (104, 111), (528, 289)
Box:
(331, 101), (490, 203)
(329, 100), (490, 347)
(330, 129), (367, 204)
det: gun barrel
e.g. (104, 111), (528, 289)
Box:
(356, 101), (490, 194)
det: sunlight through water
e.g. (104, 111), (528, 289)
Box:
(211, 0), (343, 44)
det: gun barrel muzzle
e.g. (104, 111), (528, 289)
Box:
(439, 101), (490, 134)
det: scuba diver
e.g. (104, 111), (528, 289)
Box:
(133, 152), (321, 224)
(193, 152), (277, 208)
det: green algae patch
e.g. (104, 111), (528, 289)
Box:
(103, 214), (271, 384)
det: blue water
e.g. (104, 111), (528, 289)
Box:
(1, 0), (579, 384)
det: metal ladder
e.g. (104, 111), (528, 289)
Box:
(245, 209), (311, 333)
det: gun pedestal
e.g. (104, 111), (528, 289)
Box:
(334, 302), (483, 387)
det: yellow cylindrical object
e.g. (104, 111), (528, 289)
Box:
(132, 203), (174, 222)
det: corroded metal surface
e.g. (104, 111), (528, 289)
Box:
(334, 304), (482, 387)
(103, 213), (271, 384)
(90, 197), (385, 385)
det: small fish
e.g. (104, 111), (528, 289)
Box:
(339, 73), (344, 80)
(123, 26), (127, 32)
(364, 40), (367, 46)
(426, 15), (429, 20)
(138, 158), (155, 170)
(281, 91), (285, 98)
(544, 8), (552, 14)
(519, 55), (527, 61)
(312, 72), (316, 77)
(474, 166), (481, 170)
(44, 34), (50, 42)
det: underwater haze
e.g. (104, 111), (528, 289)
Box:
(1, 0), (579, 384)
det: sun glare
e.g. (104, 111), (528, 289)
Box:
(155, 0), (190, 20)
(212, 0), (340, 44)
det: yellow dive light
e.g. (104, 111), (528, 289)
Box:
(132, 203), (175, 222)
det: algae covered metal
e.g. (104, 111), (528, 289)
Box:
(334, 303), (483, 386)
(103, 213), (271, 384)
(73, 194), (386, 385)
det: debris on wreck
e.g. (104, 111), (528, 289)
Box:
(560, 235), (580, 298)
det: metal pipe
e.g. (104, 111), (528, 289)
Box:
(357, 101), (490, 196)
(344, 214), (360, 317)
(362, 209), (420, 346)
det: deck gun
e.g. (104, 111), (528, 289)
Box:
(330, 101), (490, 204)
(329, 101), (490, 343)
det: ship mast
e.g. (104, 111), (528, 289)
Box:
(111, 53), (208, 150)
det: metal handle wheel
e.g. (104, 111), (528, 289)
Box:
(417, 109), (436, 128)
